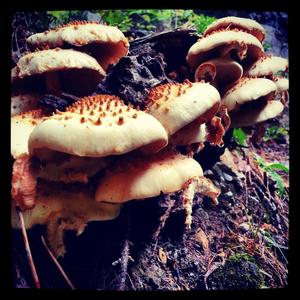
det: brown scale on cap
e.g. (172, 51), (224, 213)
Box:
(146, 80), (195, 110)
(54, 20), (101, 31)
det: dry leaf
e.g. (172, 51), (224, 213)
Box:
(195, 228), (210, 254)
(158, 248), (168, 264)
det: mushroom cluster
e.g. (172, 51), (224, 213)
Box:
(186, 16), (289, 131)
(11, 16), (288, 258)
(11, 92), (221, 256)
(11, 21), (129, 116)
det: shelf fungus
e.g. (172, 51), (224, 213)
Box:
(204, 16), (266, 43)
(11, 181), (121, 257)
(95, 149), (220, 229)
(221, 77), (284, 128)
(26, 21), (129, 71)
(186, 29), (264, 72)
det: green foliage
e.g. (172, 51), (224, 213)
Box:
(255, 155), (288, 196)
(47, 10), (84, 27)
(228, 252), (255, 263)
(44, 10), (216, 34)
(263, 126), (288, 142)
(233, 128), (247, 146)
(263, 41), (271, 52)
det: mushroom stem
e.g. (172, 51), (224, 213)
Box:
(45, 72), (61, 95)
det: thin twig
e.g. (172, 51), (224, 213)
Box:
(41, 236), (76, 290)
(17, 208), (40, 288)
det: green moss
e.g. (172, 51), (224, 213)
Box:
(208, 252), (265, 289)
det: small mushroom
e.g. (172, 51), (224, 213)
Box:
(245, 55), (288, 77)
(12, 49), (106, 98)
(230, 100), (284, 128)
(204, 16), (266, 42)
(186, 29), (264, 71)
(145, 80), (220, 136)
(222, 77), (277, 112)
(221, 77), (284, 128)
(26, 21), (129, 71)
(194, 58), (243, 93)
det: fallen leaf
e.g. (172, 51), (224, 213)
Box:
(158, 248), (168, 264)
(195, 228), (210, 254)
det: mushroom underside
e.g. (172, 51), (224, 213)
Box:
(12, 68), (104, 97)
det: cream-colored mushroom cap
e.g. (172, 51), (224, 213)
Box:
(145, 81), (220, 136)
(26, 21), (129, 70)
(29, 94), (168, 159)
(222, 77), (277, 112)
(95, 150), (203, 203)
(204, 16), (266, 42)
(12, 49), (106, 96)
(11, 109), (47, 159)
(230, 100), (284, 128)
(186, 30), (264, 71)
(274, 77), (289, 92)
(11, 181), (121, 257)
(194, 58), (243, 86)
(246, 55), (288, 77)
(11, 93), (41, 116)
(11, 182), (121, 230)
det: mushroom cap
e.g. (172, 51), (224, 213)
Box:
(186, 30), (264, 71)
(204, 16), (266, 42)
(95, 150), (203, 203)
(222, 77), (277, 112)
(11, 109), (47, 159)
(145, 81), (220, 136)
(11, 181), (121, 230)
(230, 100), (284, 128)
(28, 94), (168, 159)
(26, 21), (129, 70)
(194, 57), (243, 87)
(11, 93), (41, 116)
(246, 55), (288, 77)
(274, 77), (289, 92)
(171, 121), (207, 146)
(12, 49), (106, 96)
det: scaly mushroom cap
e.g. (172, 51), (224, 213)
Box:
(28, 94), (168, 159)
(246, 55), (288, 77)
(204, 16), (266, 42)
(230, 100), (284, 128)
(222, 77), (277, 112)
(12, 49), (106, 96)
(145, 81), (220, 136)
(26, 21), (129, 70)
(11, 93), (42, 116)
(11, 109), (48, 159)
(273, 76), (289, 92)
(95, 150), (203, 203)
(186, 29), (264, 71)
(194, 57), (243, 88)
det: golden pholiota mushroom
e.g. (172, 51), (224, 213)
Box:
(194, 58), (243, 94)
(26, 21), (129, 71)
(221, 77), (284, 128)
(95, 149), (220, 229)
(145, 80), (226, 152)
(186, 29), (264, 72)
(11, 181), (122, 257)
(204, 16), (266, 42)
